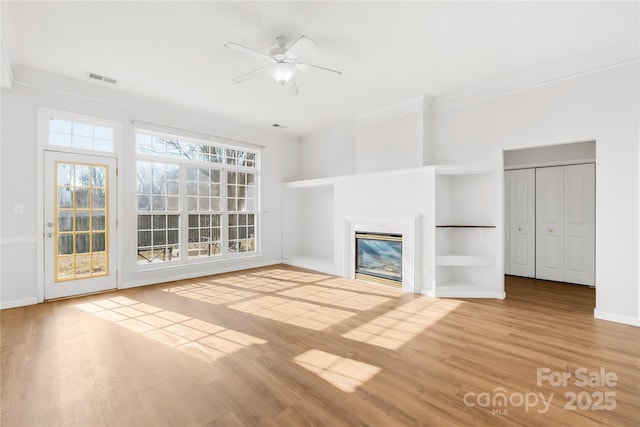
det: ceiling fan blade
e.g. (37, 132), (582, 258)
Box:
(232, 66), (270, 83)
(297, 63), (342, 76)
(284, 35), (314, 57)
(224, 42), (273, 61)
(284, 78), (299, 96)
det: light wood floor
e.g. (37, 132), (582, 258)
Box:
(1, 266), (638, 426)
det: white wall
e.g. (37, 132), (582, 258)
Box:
(355, 110), (423, 173)
(301, 127), (356, 179)
(432, 62), (640, 325)
(300, 107), (425, 179)
(0, 74), (300, 308)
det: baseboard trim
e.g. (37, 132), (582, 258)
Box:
(121, 260), (283, 289)
(281, 259), (342, 278)
(1, 297), (38, 310)
(594, 309), (640, 327)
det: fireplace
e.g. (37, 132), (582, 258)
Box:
(346, 214), (419, 293)
(355, 232), (402, 287)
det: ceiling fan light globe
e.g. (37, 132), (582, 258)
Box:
(268, 63), (296, 85)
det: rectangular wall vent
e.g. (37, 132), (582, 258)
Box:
(88, 73), (117, 84)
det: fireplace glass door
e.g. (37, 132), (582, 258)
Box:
(355, 232), (402, 287)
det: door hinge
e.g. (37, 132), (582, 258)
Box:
(116, 168), (119, 177)
(116, 218), (118, 227)
(116, 270), (119, 280)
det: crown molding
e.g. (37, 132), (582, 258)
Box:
(302, 120), (356, 144)
(1, 42), (12, 89)
(1, 0), (14, 89)
(353, 95), (425, 127)
(12, 66), (302, 146)
(433, 41), (640, 113)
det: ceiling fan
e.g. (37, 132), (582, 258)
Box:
(224, 35), (342, 96)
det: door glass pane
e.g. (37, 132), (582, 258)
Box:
(92, 232), (106, 252)
(76, 189), (90, 208)
(57, 256), (74, 279)
(75, 165), (91, 187)
(92, 189), (106, 208)
(58, 211), (73, 232)
(92, 253), (107, 274)
(58, 189), (73, 208)
(58, 235), (73, 255)
(92, 211), (106, 230)
(76, 211), (90, 231)
(75, 233), (90, 253)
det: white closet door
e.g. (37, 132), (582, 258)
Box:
(536, 167), (564, 281)
(563, 164), (595, 285)
(504, 173), (509, 274)
(508, 169), (535, 277)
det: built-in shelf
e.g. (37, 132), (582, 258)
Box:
(436, 254), (495, 266)
(428, 166), (502, 299)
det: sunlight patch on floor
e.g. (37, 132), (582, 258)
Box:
(229, 296), (355, 331)
(162, 282), (258, 304)
(294, 349), (381, 393)
(341, 297), (462, 350)
(74, 296), (266, 363)
(317, 278), (405, 296)
(278, 285), (390, 311)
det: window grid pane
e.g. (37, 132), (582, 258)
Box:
(48, 118), (114, 152)
(188, 214), (222, 258)
(137, 214), (180, 264)
(228, 214), (256, 254)
(186, 166), (221, 213)
(226, 171), (257, 214)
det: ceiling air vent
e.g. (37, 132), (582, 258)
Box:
(88, 73), (117, 84)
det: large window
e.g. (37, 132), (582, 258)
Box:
(135, 132), (258, 265)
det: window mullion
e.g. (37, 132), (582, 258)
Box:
(179, 164), (187, 262)
(221, 168), (229, 257)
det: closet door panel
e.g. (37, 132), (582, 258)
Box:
(563, 164), (595, 285)
(536, 167), (564, 281)
(508, 169), (535, 277)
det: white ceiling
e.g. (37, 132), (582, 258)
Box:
(3, 1), (639, 137)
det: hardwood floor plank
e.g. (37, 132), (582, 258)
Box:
(1, 267), (638, 426)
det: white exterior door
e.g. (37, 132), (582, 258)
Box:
(563, 164), (595, 285)
(44, 151), (117, 299)
(508, 169), (535, 277)
(536, 166), (564, 282)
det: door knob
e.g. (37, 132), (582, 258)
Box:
(518, 227), (522, 231)
(46, 222), (54, 228)
(46, 233), (53, 238)
(549, 228), (553, 233)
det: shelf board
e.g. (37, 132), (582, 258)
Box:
(433, 165), (495, 175)
(436, 225), (496, 228)
(435, 281), (502, 298)
(436, 254), (495, 266)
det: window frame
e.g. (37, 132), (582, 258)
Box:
(134, 129), (260, 269)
